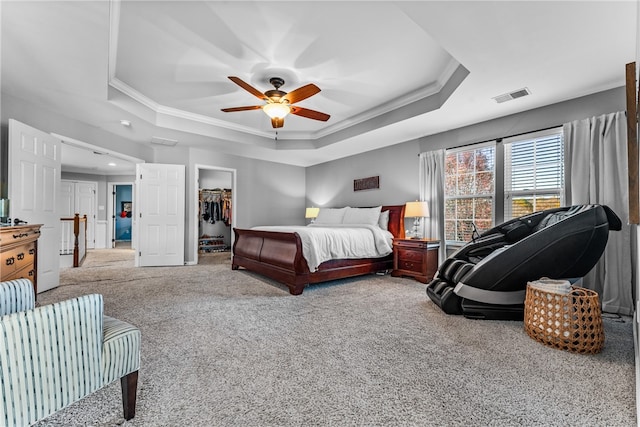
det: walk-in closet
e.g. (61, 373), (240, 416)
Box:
(198, 169), (233, 262)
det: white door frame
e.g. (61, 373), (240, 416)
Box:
(193, 164), (237, 265)
(107, 181), (135, 249)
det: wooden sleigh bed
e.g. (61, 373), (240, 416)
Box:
(231, 205), (406, 295)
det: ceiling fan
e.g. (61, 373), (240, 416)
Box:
(221, 76), (330, 129)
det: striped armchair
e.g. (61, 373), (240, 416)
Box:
(0, 279), (141, 426)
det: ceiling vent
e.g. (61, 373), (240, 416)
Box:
(492, 87), (531, 103)
(150, 136), (178, 147)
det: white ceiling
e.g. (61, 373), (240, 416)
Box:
(58, 136), (144, 176)
(1, 1), (637, 172)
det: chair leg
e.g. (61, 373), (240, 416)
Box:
(121, 370), (138, 420)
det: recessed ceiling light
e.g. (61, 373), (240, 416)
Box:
(120, 119), (131, 127)
(108, 162), (117, 167)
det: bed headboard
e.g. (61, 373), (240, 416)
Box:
(382, 205), (406, 239)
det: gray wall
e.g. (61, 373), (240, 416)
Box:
(306, 139), (421, 208)
(306, 86), (627, 233)
(153, 145), (306, 263)
(415, 87), (626, 152)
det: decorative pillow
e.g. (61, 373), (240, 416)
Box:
(314, 207), (348, 224)
(342, 206), (382, 225)
(378, 210), (390, 230)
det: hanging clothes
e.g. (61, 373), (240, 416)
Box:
(199, 188), (232, 226)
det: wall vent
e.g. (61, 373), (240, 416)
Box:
(150, 136), (179, 147)
(492, 87), (531, 103)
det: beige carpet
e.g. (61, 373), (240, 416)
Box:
(34, 249), (636, 426)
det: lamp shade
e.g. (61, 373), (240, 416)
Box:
(263, 103), (291, 119)
(0, 199), (9, 218)
(305, 207), (320, 219)
(405, 201), (429, 218)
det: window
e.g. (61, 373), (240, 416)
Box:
(444, 143), (495, 244)
(504, 129), (564, 220)
(442, 128), (564, 245)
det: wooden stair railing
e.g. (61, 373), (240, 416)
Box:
(60, 214), (88, 267)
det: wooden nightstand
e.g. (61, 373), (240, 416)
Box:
(391, 238), (440, 283)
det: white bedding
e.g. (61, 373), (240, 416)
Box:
(251, 223), (394, 272)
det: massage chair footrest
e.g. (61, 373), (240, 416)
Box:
(426, 280), (463, 315)
(460, 299), (524, 321)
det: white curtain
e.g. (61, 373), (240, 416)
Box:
(563, 111), (635, 315)
(419, 150), (446, 264)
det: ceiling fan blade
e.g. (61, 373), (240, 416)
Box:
(228, 76), (268, 100)
(271, 117), (284, 128)
(282, 83), (320, 104)
(290, 106), (330, 122)
(221, 105), (263, 112)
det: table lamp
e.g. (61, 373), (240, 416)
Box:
(0, 199), (9, 224)
(305, 207), (319, 223)
(405, 201), (429, 238)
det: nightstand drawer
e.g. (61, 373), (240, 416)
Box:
(398, 249), (424, 262)
(396, 240), (428, 249)
(398, 260), (423, 273)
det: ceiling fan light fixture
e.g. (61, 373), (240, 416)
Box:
(263, 103), (291, 119)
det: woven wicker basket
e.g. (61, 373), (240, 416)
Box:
(524, 283), (604, 354)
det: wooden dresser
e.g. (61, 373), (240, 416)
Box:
(0, 224), (42, 294)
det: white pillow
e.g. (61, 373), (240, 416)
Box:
(342, 206), (382, 226)
(315, 207), (348, 224)
(378, 210), (390, 230)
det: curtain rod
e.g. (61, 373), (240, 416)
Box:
(442, 124), (563, 152)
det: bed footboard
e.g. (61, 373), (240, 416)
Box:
(232, 228), (310, 295)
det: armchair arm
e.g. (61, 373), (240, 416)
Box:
(0, 279), (35, 316)
(0, 294), (104, 426)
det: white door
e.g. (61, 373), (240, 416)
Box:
(59, 180), (74, 216)
(60, 180), (97, 249)
(8, 119), (61, 292)
(135, 163), (185, 267)
(75, 182), (97, 249)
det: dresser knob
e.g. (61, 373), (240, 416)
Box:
(6, 257), (15, 265)
(17, 253), (25, 260)
(29, 248), (35, 255)
(28, 270), (34, 277)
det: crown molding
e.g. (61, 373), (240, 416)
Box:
(107, 0), (461, 146)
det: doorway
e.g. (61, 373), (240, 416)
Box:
(194, 165), (236, 265)
(108, 182), (134, 249)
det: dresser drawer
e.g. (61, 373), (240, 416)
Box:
(4, 265), (36, 283)
(4, 243), (35, 272)
(3, 227), (40, 245)
(1, 224), (42, 295)
(2, 249), (18, 276)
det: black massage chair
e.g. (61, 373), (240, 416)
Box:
(426, 204), (621, 320)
